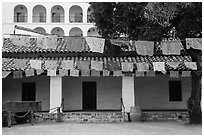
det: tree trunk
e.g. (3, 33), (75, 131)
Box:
(187, 71), (202, 124)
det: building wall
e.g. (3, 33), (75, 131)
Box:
(134, 74), (191, 110)
(2, 75), (50, 111)
(2, 2), (99, 36)
(62, 76), (122, 111)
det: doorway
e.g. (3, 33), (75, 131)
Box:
(22, 83), (36, 101)
(82, 82), (96, 110)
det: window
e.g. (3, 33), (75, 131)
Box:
(169, 81), (182, 101)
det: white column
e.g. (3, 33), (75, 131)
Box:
(83, 7), (88, 23)
(28, 7), (32, 23)
(122, 75), (135, 113)
(49, 76), (62, 113)
(46, 6), (51, 23)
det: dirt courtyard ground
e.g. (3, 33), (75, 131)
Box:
(2, 121), (202, 135)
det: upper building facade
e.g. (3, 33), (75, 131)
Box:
(2, 2), (100, 37)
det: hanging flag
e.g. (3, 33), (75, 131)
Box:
(2, 71), (10, 78)
(14, 59), (27, 69)
(113, 70), (122, 77)
(121, 62), (133, 72)
(59, 69), (68, 76)
(136, 63), (149, 72)
(91, 69), (100, 76)
(170, 71), (179, 78)
(146, 71), (155, 77)
(44, 60), (58, 70)
(134, 41), (154, 56)
(36, 69), (44, 75)
(186, 38), (202, 50)
(110, 39), (136, 52)
(166, 62), (180, 69)
(135, 71), (145, 77)
(30, 60), (42, 70)
(106, 61), (121, 71)
(181, 71), (191, 77)
(61, 60), (74, 70)
(161, 41), (182, 55)
(70, 69), (79, 77)
(153, 62), (166, 73)
(36, 36), (47, 49)
(91, 61), (103, 71)
(184, 62), (197, 70)
(13, 71), (23, 79)
(81, 70), (90, 77)
(77, 61), (90, 70)
(45, 35), (58, 49)
(10, 35), (30, 47)
(102, 69), (110, 76)
(47, 69), (56, 76)
(25, 69), (34, 77)
(85, 37), (105, 53)
(64, 37), (84, 52)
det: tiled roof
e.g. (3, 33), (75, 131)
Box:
(2, 55), (192, 71)
(2, 38), (90, 53)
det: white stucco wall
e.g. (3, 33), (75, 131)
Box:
(62, 76), (122, 111)
(134, 74), (191, 110)
(2, 75), (50, 111)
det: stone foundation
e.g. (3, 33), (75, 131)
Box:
(141, 111), (189, 122)
(34, 112), (126, 123)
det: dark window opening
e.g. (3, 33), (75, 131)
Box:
(22, 83), (36, 101)
(169, 81), (182, 101)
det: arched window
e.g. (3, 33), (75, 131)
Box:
(51, 5), (64, 23)
(34, 27), (46, 34)
(14, 5), (28, 22)
(87, 27), (100, 37)
(69, 5), (83, 23)
(33, 5), (46, 22)
(69, 27), (83, 36)
(51, 27), (65, 36)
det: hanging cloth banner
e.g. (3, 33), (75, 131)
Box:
(81, 70), (90, 76)
(102, 69), (110, 76)
(70, 69), (79, 77)
(91, 69), (100, 76)
(36, 36), (48, 49)
(135, 71), (145, 77)
(113, 70), (122, 77)
(85, 37), (105, 53)
(47, 69), (56, 76)
(2, 71), (11, 78)
(25, 69), (34, 77)
(181, 71), (191, 77)
(166, 62), (180, 69)
(106, 61), (121, 71)
(36, 69), (44, 75)
(2, 58), (10, 64)
(44, 35), (58, 49)
(64, 37), (84, 52)
(170, 71), (179, 78)
(10, 35), (30, 47)
(186, 38), (202, 50)
(77, 61), (90, 70)
(146, 71), (155, 77)
(110, 39), (136, 51)
(184, 62), (197, 70)
(59, 69), (68, 76)
(13, 71), (23, 79)
(30, 60), (42, 70)
(121, 62), (133, 72)
(161, 41), (182, 55)
(153, 62), (166, 73)
(135, 41), (154, 56)
(44, 60), (58, 70)
(14, 59), (27, 69)
(136, 63), (149, 72)
(61, 60), (74, 70)
(91, 61), (103, 71)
